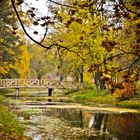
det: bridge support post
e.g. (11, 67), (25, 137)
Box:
(48, 88), (53, 96)
(16, 88), (19, 99)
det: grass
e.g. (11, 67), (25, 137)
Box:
(0, 90), (25, 139)
(116, 100), (140, 109)
(0, 95), (4, 104)
(0, 105), (24, 136)
(67, 88), (140, 109)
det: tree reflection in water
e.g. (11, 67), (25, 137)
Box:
(86, 112), (140, 140)
(44, 109), (140, 139)
(17, 107), (140, 140)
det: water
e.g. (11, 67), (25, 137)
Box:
(16, 108), (140, 140)
(8, 93), (140, 140)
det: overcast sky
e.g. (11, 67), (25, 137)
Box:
(21, 0), (49, 41)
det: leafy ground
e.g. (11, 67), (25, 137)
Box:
(66, 88), (140, 109)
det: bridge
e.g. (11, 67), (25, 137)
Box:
(0, 79), (82, 97)
(0, 79), (82, 89)
(0, 79), (81, 97)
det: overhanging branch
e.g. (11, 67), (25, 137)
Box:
(119, 0), (140, 15)
(10, 0), (87, 64)
(11, 0), (52, 49)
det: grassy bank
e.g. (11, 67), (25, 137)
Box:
(0, 90), (29, 140)
(66, 88), (140, 109)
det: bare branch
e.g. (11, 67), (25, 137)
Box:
(11, 0), (52, 49)
(48, 0), (76, 8)
(119, 0), (140, 15)
(40, 20), (48, 44)
(55, 44), (87, 64)
(128, 56), (140, 74)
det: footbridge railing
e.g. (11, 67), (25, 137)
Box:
(0, 79), (83, 89)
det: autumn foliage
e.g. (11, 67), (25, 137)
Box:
(115, 75), (136, 100)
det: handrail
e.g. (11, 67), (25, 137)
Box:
(0, 79), (82, 89)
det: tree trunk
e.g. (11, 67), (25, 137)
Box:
(79, 66), (84, 83)
(95, 70), (106, 90)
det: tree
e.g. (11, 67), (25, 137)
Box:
(0, 0), (30, 78)
(10, 0), (140, 98)
(29, 44), (57, 79)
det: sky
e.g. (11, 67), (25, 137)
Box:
(21, 0), (49, 41)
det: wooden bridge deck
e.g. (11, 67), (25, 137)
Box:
(0, 79), (81, 89)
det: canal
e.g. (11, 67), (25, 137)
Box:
(11, 96), (140, 140)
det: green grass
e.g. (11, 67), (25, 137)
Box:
(67, 88), (140, 108)
(68, 88), (116, 106)
(0, 91), (25, 139)
(116, 100), (140, 109)
(0, 95), (4, 103)
(0, 105), (24, 136)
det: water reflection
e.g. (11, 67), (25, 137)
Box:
(85, 112), (140, 140)
(43, 109), (140, 140)
(17, 108), (140, 140)
(108, 113), (140, 140)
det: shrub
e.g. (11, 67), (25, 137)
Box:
(115, 81), (135, 100)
